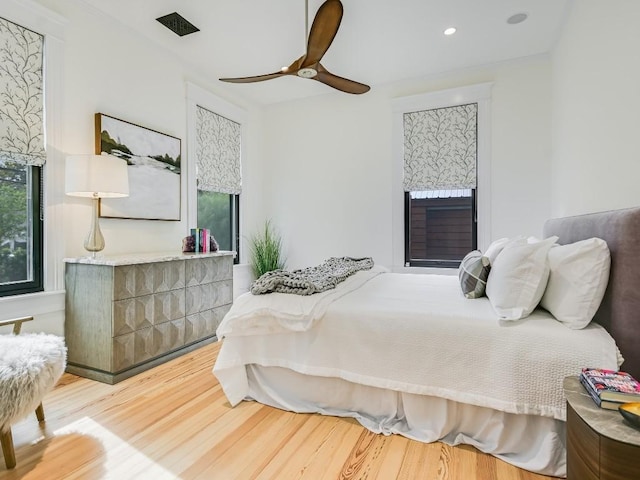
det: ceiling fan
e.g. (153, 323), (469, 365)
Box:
(220, 0), (370, 95)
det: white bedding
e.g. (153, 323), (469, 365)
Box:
(245, 365), (567, 476)
(214, 270), (621, 421)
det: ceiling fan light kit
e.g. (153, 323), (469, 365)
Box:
(220, 0), (370, 95)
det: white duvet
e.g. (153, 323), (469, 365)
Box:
(214, 269), (621, 421)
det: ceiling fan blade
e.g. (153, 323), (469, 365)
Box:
(303, 0), (343, 67)
(314, 64), (370, 94)
(220, 71), (288, 83)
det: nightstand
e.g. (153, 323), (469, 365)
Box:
(564, 376), (640, 480)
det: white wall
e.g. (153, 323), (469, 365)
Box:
(53, 0), (264, 257)
(551, 1), (640, 216)
(0, 0), (265, 334)
(262, 56), (553, 270)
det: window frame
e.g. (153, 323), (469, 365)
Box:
(186, 82), (247, 264)
(391, 83), (492, 272)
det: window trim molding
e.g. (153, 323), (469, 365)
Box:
(185, 82), (247, 260)
(391, 82), (492, 271)
(0, 0), (67, 298)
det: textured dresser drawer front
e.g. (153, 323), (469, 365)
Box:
(185, 279), (233, 314)
(567, 404), (600, 480)
(212, 279), (233, 307)
(152, 290), (186, 324)
(108, 328), (157, 370)
(210, 304), (231, 332)
(113, 332), (136, 372)
(185, 312), (209, 345)
(114, 291), (185, 336)
(114, 264), (155, 299)
(185, 256), (233, 287)
(153, 261), (185, 292)
(113, 296), (154, 336)
(153, 318), (186, 356)
(185, 305), (231, 344)
(113, 319), (186, 372)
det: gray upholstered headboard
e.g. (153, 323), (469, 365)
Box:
(543, 207), (640, 380)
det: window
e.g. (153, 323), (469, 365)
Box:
(403, 103), (478, 268)
(186, 83), (245, 264)
(392, 83), (492, 270)
(197, 191), (239, 253)
(0, 16), (45, 296)
(405, 189), (476, 268)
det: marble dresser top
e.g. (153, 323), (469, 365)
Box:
(564, 375), (640, 446)
(64, 250), (235, 266)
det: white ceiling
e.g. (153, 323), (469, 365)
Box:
(78, 0), (572, 105)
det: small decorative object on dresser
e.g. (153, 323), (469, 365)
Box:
(565, 376), (640, 480)
(64, 251), (233, 384)
(184, 228), (219, 253)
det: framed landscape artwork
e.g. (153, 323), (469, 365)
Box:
(95, 113), (181, 220)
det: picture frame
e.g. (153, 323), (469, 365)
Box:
(95, 113), (181, 220)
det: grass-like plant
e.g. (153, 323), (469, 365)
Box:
(249, 220), (286, 279)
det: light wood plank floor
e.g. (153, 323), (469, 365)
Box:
(0, 342), (556, 480)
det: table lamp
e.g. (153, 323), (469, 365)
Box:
(65, 154), (129, 256)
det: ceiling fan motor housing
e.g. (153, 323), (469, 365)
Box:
(297, 68), (318, 78)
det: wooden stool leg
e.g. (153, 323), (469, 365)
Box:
(35, 403), (45, 422)
(1, 429), (16, 469)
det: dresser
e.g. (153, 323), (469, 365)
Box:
(64, 251), (234, 384)
(564, 376), (640, 480)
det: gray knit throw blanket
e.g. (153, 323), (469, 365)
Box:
(251, 256), (374, 295)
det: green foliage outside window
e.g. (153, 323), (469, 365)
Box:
(0, 161), (29, 284)
(197, 190), (233, 251)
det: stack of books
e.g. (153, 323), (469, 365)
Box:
(580, 367), (640, 410)
(190, 228), (213, 253)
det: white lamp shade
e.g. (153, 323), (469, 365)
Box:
(65, 154), (129, 198)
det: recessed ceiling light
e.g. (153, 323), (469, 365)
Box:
(507, 13), (528, 25)
(444, 27), (457, 36)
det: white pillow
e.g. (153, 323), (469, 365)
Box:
(486, 236), (558, 320)
(540, 238), (610, 329)
(484, 237), (510, 265)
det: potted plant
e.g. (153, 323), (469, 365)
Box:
(249, 220), (286, 279)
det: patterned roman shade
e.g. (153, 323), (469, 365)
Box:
(0, 17), (45, 166)
(403, 103), (477, 191)
(195, 105), (241, 194)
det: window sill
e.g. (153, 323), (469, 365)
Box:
(391, 265), (458, 276)
(0, 289), (65, 320)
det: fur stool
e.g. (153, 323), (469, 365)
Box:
(0, 333), (66, 469)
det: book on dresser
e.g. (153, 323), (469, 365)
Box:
(580, 367), (640, 409)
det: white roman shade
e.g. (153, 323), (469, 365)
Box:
(0, 17), (45, 166)
(403, 103), (477, 191)
(195, 105), (241, 195)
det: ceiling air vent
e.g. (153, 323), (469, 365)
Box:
(156, 12), (200, 37)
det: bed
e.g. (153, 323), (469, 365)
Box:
(213, 207), (640, 477)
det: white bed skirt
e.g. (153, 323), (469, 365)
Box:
(245, 365), (567, 478)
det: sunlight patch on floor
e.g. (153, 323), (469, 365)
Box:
(54, 417), (177, 480)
